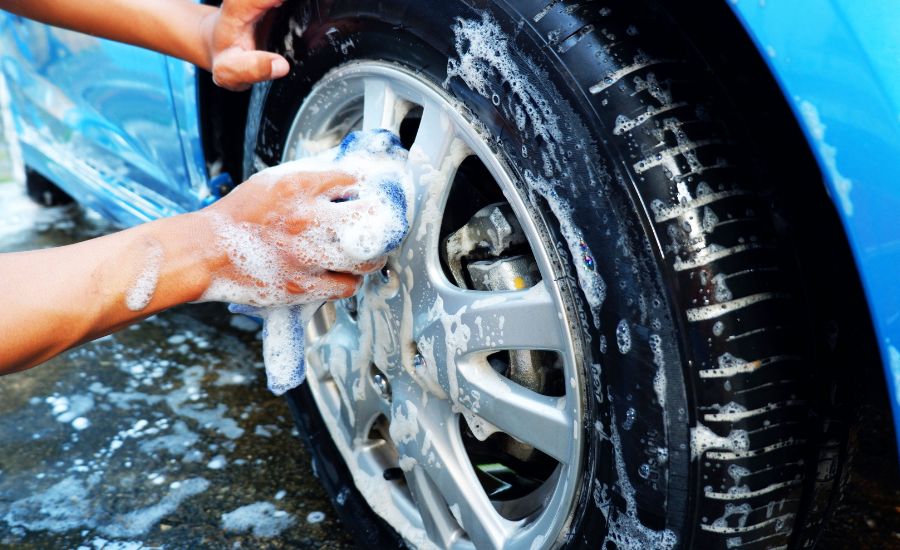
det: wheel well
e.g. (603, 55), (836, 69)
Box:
(662, 1), (890, 535)
(660, 0), (881, 371)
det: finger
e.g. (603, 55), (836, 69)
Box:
(285, 271), (362, 300)
(313, 255), (387, 276)
(257, 166), (357, 198)
(212, 48), (289, 91)
(324, 271), (364, 299)
(222, 0), (286, 24)
(352, 257), (387, 275)
(297, 170), (359, 200)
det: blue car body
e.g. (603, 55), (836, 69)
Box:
(1, 1), (899, 445)
(726, 0), (900, 449)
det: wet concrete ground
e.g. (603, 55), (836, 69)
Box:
(0, 183), (354, 548)
(0, 180), (897, 549)
(817, 375), (900, 549)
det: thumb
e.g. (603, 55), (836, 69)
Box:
(212, 48), (290, 91)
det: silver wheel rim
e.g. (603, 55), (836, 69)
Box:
(282, 61), (585, 550)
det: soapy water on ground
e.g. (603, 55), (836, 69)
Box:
(0, 182), (352, 548)
(207, 129), (411, 396)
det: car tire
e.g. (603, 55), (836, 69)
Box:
(24, 167), (73, 207)
(244, 1), (850, 548)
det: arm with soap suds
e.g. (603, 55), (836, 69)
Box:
(0, 169), (373, 375)
(0, 0), (289, 91)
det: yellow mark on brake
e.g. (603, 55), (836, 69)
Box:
(513, 277), (526, 290)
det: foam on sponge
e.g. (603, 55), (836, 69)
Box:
(209, 130), (410, 395)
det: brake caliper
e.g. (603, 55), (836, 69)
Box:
(442, 204), (547, 396)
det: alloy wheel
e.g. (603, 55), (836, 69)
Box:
(282, 61), (585, 549)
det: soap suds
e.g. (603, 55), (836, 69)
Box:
(125, 242), (163, 311)
(447, 14), (608, 326)
(691, 422), (750, 461)
(46, 393), (94, 428)
(798, 100), (853, 217)
(616, 319), (632, 354)
(100, 478), (209, 538)
(221, 502), (296, 537)
(206, 130), (411, 395)
(649, 333), (666, 409)
(596, 402), (678, 548)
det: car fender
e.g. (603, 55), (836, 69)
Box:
(727, 0), (900, 446)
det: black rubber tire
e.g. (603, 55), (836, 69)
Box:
(24, 167), (73, 207)
(244, 1), (849, 548)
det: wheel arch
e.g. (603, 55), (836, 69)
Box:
(669, 0), (896, 450)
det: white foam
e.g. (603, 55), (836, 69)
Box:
(616, 319), (632, 354)
(388, 400), (420, 444)
(221, 502), (296, 537)
(4, 476), (94, 532)
(125, 242), (163, 311)
(799, 100), (853, 217)
(649, 333), (666, 409)
(447, 14), (608, 326)
(690, 422), (750, 461)
(398, 455), (418, 472)
(71, 417), (91, 431)
(306, 510), (326, 524)
(595, 404), (678, 548)
(46, 393), (94, 426)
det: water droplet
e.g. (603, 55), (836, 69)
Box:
(616, 319), (632, 354)
(713, 321), (724, 336)
(623, 407), (636, 430)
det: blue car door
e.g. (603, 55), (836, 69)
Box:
(1, 14), (200, 222)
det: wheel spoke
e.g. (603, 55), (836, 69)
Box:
(362, 78), (409, 133)
(311, 327), (384, 438)
(456, 363), (573, 463)
(409, 101), (459, 172)
(405, 102), (469, 246)
(406, 466), (463, 548)
(417, 280), (567, 357)
(394, 396), (516, 549)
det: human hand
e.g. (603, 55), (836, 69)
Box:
(199, 169), (388, 307)
(200, 0), (291, 91)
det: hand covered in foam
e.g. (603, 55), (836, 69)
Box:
(202, 129), (411, 394)
(201, 129), (410, 307)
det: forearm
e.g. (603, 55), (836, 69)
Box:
(0, 212), (220, 374)
(0, 0), (217, 69)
